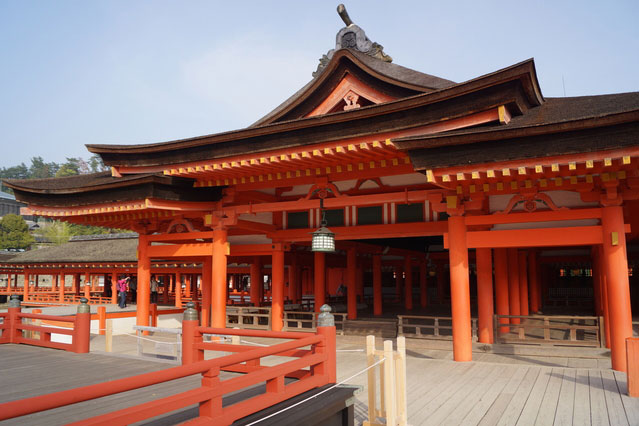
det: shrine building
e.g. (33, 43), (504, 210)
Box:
(3, 7), (639, 372)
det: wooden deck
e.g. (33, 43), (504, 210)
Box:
(1, 338), (638, 425)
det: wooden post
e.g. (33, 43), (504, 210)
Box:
(181, 303), (203, 365)
(518, 251), (529, 316)
(627, 338), (639, 396)
(314, 252), (326, 312)
(383, 339), (396, 425)
(211, 228), (228, 328)
(110, 274), (118, 305)
(494, 248), (510, 335)
(507, 248), (521, 324)
(58, 273), (65, 303)
(347, 248), (357, 320)
(357, 262), (364, 301)
(73, 299), (91, 354)
(201, 257), (212, 327)
(98, 306), (106, 336)
(404, 257), (413, 311)
(476, 248), (494, 344)
(136, 234), (151, 329)
(373, 254), (382, 316)
(175, 273), (183, 308)
(366, 335), (376, 423)
(250, 257), (261, 306)
(396, 336), (408, 425)
(23, 270), (29, 302)
(602, 206), (633, 372)
(448, 215), (472, 362)
(271, 248), (285, 331)
(316, 305), (337, 383)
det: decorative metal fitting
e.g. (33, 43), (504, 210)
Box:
(317, 304), (335, 327)
(77, 298), (90, 313)
(183, 301), (199, 321)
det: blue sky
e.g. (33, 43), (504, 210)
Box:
(1, 0), (637, 168)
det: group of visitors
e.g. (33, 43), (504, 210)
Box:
(116, 275), (160, 308)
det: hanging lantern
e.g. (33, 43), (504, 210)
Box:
(311, 194), (335, 252)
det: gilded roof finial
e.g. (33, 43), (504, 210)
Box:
(337, 4), (353, 26)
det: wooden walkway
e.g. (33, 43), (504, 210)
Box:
(1, 339), (638, 425)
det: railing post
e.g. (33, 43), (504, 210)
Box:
(98, 306), (106, 336)
(627, 338), (639, 397)
(150, 303), (158, 328)
(383, 339), (397, 426)
(316, 304), (337, 383)
(200, 366), (222, 419)
(7, 295), (21, 344)
(182, 302), (203, 365)
(73, 298), (91, 353)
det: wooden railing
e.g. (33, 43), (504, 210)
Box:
(0, 303), (337, 425)
(397, 315), (478, 341)
(226, 306), (272, 330)
(0, 296), (90, 353)
(283, 311), (346, 335)
(494, 314), (603, 347)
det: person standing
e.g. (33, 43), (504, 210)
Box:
(117, 277), (129, 309)
(150, 276), (159, 304)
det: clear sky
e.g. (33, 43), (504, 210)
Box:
(1, 0), (638, 168)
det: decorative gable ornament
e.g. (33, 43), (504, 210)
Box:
(313, 4), (392, 78)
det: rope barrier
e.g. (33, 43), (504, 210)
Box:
(244, 357), (385, 426)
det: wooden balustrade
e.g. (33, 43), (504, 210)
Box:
(225, 306), (272, 330)
(494, 314), (603, 347)
(0, 303), (338, 425)
(283, 311), (346, 335)
(397, 315), (478, 341)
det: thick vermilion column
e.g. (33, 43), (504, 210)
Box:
(395, 265), (403, 301)
(201, 257), (212, 326)
(448, 215), (472, 362)
(211, 229), (228, 328)
(23, 270), (29, 301)
(518, 251), (529, 316)
(51, 274), (58, 292)
(271, 248), (285, 331)
(250, 256), (261, 306)
(601, 206), (633, 371)
(136, 234), (151, 328)
(174, 273), (182, 307)
(419, 261), (428, 308)
(405, 257), (413, 310)
(528, 250), (540, 314)
(347, 248), (357, 320)
(476, 248), (494, 344)
(314, 252), (325, 312)
(494, 248), (510, 334)
(373, 254), (382, 315)
(58, 273), (65, 303)
(110, 274), (118, 304)
(507, 248), (521, 324)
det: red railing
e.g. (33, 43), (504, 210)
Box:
(0, 303), (337, 425)
(0, 296), (90, 353)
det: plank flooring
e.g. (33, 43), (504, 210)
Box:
(2, 340), (639, 426)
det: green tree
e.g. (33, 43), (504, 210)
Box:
(55, 158), (81, 177)
(0, 214), (34, 250)
(0, 163), (29, 193)
(42, 221), (73, 245)
(29, 156), (59, 179)
(89, 154), (108, 173)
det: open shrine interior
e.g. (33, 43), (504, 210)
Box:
(2, 7), (639, 373)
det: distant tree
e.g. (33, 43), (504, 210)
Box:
(29, 156), (58, 179)
(0, 163), (29, 193)
(42, 221), (72, 245)
(89, 154), (109, 173)
(55, 158), (81, 177)
(0, 214), (34, 250)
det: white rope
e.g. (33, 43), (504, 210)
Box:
(244, 357), (385, 426)
(240, 339), (268, 347)
(336, 349), (365, 352)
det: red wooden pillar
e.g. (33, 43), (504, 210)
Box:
(518, 251), (529, 316)
(507, 248), (521, 324)
(448, 215), (472, 362)
(163, 275), (170, 304)
(419, 261), (428, 309)
(184, 274), (191, 298)
(211, 228), (228, 328)
(404, 257), (413, 310)
(373, 254), (382, 316)
(175, 273), (183, 308)
(436, 263), (445, 304)
(494, 248), (510, 334)
(528, 250), (540, 314)
(476, 248), (494, 344)
(201, 258), (212, 326)
(395, 265), (403, 302)
(136, 234), (151, 328)
(602, 206), (633, 372)
(272, 248), (285, 331)
(72, 273), (79, 294)
(51, 274), (58, 292)
(83, 272), (91, 299)
(346, 247), (357, 320)
(58, 273), (65, 303)
(250, 256), (262, 306)
(314, 252), (326, 312)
